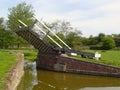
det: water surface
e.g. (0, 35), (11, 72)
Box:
(17, 61), (120, 90)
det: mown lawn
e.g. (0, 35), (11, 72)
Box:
(0, 50), (16, 90)
(72, 50), (120, 67)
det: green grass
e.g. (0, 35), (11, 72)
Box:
(4, 49), (38, 61)
(72, 50), (120, 67)
(0, 48), (38, 90)
(100, 50), (120, 66)
(0, 50), (16, 89)
(9, 49), (120, 67)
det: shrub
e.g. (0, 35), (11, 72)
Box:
(102, 37), (116, 50)
(90, 45), (102, 50)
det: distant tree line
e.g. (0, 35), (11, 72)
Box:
(0, 2), (119, 50)
(46, 22), (118, 50)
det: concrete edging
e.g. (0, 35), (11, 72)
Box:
(5, 53), (24, 90)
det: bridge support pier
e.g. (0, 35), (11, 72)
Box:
(36, 53), (120, 77)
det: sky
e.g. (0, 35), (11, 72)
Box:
(0, 0), (120, 37)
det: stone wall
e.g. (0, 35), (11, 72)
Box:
(5, 53), (24, 90)
(37, 54), (120, 77)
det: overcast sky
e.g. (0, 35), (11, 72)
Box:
(0, 0), (120, 37)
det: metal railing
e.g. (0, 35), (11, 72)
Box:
(18, 17), (71, 50)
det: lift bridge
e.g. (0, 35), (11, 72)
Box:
(14, 17), (95, 58)
(14, 18), (120, 77)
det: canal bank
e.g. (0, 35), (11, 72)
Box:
(5, 53), (24, 90)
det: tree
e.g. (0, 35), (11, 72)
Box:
(0, 17), (4, 26)
(0, 17), (8, 48)
(7, 2), (34, 48)
(112, 34), (120, 47)
(0, 26), (14, 48)
(87, 35), (98, 45)
(46, 33), (66, 48)
(66, 31), (82, 49)
(98, 33), (105, 42)
(48, 20), (74, 36)
(102, 37), (116, 50)
(8, 2), (34, 30)
(43, 20), (82, 49)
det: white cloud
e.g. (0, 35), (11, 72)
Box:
(35, 9), (84, 23)
(96, 1), (120, 13)
(29, 0), (120, 37)
(80, 14), (120, 31)
(66, 0), (112, 5)
(35, 13), (64, 22)
(68, 1), (120, 36)
(65, 0), (82, 4)
(66, 10), (83, 21)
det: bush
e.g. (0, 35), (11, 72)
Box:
(90, 45), (102, 50)
(102, 37), (116, 50)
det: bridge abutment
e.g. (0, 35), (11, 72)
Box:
(36, 53), (120, 77)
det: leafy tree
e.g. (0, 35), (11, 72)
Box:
(114, 37), (120, 47)
(112, 34), (120, 47)
(66, 31), (82, 49)
(87, 35), (98, 45)
(8, 2), (34, 30)
(66, 32), (76, 47)
(102, 37), (116, 50)
(81, 37), (89, 45)
(44, 20), (82, 49)
(45, 33), (66, 48)
(49, 20), (74, 36)
(7, 2), (34, 48)
(0, 18), (7, 48)
(97, 33), (105, 42)
(0, 27), (14, 48)
(0, 18), (4, 26)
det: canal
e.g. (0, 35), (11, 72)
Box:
(17, 61), (120, 90)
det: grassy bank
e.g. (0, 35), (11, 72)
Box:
(4, 49), (38, 61)
(72, 50), (120, 67)
(0, 50), (16, 90)
(0, 49), (38, 90)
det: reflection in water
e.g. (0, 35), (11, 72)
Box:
(17, 61), (120, 90)
(17, 61), (38, 90)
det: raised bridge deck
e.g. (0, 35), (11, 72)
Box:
(15, 18), (94, 56)
(15, 27), (56, 54)
(15, 18), (74, 55)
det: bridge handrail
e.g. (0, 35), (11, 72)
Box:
(33, 23), (63, 48)
(34, 17), (71, 50)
